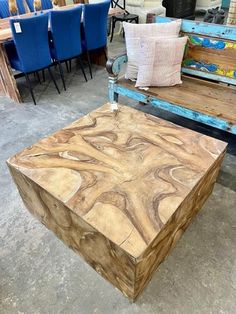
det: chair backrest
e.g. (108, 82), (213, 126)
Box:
(26, 0), (53, 12)
(10, 13), (52, 73)
(156, 16), (236, 86)
(49, 6), (83, 61)
(83, 0), (110, 51)
(0, 0), (26, 18)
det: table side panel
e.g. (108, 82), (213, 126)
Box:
(7, 164), (136, 299)
(133, 150), (225, 300)
(0, 44), (21, 102)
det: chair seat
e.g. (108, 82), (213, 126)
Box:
(4, 41), (22, 72)
(113, 13), (139, 21)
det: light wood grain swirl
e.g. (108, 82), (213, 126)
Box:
(9, 104), (227, 258)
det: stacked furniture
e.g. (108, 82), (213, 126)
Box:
(162, 0), (197, 19)
(126, 0), (165, 23)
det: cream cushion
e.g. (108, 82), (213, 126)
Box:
(123, 20), (182, 80)
(135, 36), (188, 87)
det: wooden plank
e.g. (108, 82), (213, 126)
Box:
(7, 104), (227, 300)
(155, 16), (236, 85)
(182, 34), (236, 83)
(117, 76), (236, 126)
(0, 43), (21, 103)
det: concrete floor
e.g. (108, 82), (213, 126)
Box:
(0, 36), (236, 314)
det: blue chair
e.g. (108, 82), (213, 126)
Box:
(0, 0), (26, 18)
(5, 14), (60, 105)
(82, 0), (110, 79)
(26, 0), (52, 12)
(49, 6), (87, 90)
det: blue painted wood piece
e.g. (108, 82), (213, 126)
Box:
(111, 54), (128, 76)
(222, 0), (230, 8)
(155, 16), (236, 41)
(182, 68), (236, 85)
(156, 16), (236, 86)
(113, 84), (236, 134)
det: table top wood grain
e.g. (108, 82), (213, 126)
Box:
(7, 104), (227, 258)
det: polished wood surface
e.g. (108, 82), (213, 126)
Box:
(8, 104), (227, 299)
(118, 75), (236, 126)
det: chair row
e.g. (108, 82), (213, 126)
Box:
(4, 1), (110, 104)
(0, 0), (53, 18)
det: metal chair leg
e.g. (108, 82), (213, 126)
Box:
(58, 61), (66, 91)
(36, 71), (41, 84)
(77, 57), (87, 82)
(86, 50), (92, 79)
(47, 67), (60, 94)
(110, 17), (116, 42)
(65, 61), (69, 73)
(42, 69), (45, 82)
(25, 73), (36, 105)
(69, 59), (72, 72)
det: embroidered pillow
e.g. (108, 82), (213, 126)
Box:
(123, 20), (181, 80)
(135, 36), (188, 87)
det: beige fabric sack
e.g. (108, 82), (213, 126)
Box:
(123, 20), (182, 80)
(135, 36), (188, 88)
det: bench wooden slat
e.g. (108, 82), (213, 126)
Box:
(117, 76), (236, 126)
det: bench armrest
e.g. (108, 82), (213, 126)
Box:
(106, 53), (128, 77)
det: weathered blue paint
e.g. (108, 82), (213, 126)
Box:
(150, 97), (233, 133)
(222, 0), (230, 8)
(111, 54), (128, 76)
(155, 16), (236, 41)
(114, 85), (149, 103)
(111, 83), (236, 134)
(231, 125), (236, 134)
(182, 68), (236, 85)
(108, 79), (119, 103)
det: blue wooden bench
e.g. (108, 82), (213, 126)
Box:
(106, 17), (236, 134)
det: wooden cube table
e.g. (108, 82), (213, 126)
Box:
(7, 104), (227, 300)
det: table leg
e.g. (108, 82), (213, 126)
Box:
(89, 46), (108, 67)
(0, 43), (21, 103)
